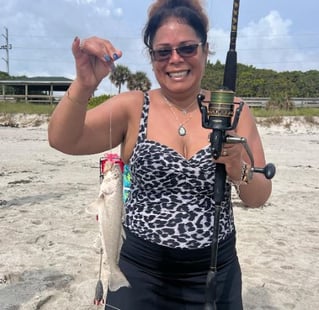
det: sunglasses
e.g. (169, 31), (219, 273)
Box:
(150, 42), (203, 62)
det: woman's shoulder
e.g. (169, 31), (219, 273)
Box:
(99, 90), (146, 117)
(110, 90), (146, 105)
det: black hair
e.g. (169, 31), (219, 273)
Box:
(143, 1), (208, 49)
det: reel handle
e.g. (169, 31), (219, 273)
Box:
(252, 163), (276, 179)
(225, 136), (276, 180)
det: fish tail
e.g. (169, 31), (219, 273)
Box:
(94, 279), (104, 305)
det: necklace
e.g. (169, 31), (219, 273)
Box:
(168, 98), (196, 114)
(163, 95), (196, 136)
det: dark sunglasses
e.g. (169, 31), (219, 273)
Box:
(150, 42), (203, 61)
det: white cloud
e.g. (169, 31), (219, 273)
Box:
(94, 7), (112, 17)
(209, 10), (319, 72)
(66, 0), (98, 4)
(94, 7), (123, 18)
(113, 8), (123, 18)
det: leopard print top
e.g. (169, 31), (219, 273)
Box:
(124, 93), (235, 249)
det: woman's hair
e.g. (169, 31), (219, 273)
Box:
(143, 0), (209, 49)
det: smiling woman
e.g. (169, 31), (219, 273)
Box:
(47, 0), (273, 309)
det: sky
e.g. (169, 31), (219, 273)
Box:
(0, 0), (318, 94)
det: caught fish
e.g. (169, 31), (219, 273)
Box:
(87, 161), (129, 304)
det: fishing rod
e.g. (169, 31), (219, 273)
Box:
(198, 1), (275, 309)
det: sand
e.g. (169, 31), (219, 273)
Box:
(0, 115), (318, 309)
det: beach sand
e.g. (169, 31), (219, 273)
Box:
(0, 115), (318, 309)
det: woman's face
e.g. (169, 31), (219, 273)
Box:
(151, 18), (208, 95)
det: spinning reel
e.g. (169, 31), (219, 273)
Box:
(197, 89), (276, 180)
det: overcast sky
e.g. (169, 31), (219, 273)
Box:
(1, 0), (318, 94)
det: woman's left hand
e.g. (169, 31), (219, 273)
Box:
(214, 131), (245, 182)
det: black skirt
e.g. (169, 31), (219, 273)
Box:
(105, 229), (243, 310)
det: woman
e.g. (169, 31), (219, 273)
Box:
(48, 0), (272, 309)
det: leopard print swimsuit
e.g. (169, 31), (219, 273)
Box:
(124, 93), (235, 249)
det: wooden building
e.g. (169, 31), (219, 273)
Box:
(0, 76), (73, 104)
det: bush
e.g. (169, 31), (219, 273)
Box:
(88, 94), (112, 108)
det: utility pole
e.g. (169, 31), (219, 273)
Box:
(0, 27), (12, 75)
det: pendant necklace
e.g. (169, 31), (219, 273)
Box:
(163, 95), (196, 137)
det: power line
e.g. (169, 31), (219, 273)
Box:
(0, 27), (12, 74)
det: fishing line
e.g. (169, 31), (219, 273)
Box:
(105, 304), (121, 310)
(109, 100), (113, 151)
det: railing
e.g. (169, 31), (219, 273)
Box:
(243, 97), (319, 108)
(0, 94), (63, 104)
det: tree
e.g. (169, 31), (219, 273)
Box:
(201, 60), (223, 91)
(109, 65), (131, 94)
(201, 61), (319, 100)
(0, 71), (10, 79)
(127, 71), (151, 92)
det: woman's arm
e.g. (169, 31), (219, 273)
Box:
(48, 86), (133, 155)
(48, 36), (129, 155)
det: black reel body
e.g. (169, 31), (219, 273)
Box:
(197, 89), (275, 180)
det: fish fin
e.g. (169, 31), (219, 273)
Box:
(86, 196), (104, 215)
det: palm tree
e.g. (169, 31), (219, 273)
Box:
(109, 65), (131, 94)
(127, 71), (151, 92)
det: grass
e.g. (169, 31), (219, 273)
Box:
(1, 101), (319, 128)
(0, 95), (111, 114)
(250, 107), (319, 126)
(251, 107), (319, 117)
(0, 101), (56, 115)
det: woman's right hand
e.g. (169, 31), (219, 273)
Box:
(72, 36), (122, 90)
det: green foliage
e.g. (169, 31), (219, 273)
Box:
(127, 71), (151, 91)
(0, 71), (10, 79)
(109, 65), (131, 94)
(202, 62), (319, 98)
(201, 60), (224, 90)
(0, 95), (112, 114)
(88, 94), (112, 107)
(0, 71), (28, 80)
(109, 65), (152, 93)
(266, 92), (294, 110)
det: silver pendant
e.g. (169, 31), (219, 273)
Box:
(178, 125), (187, 136)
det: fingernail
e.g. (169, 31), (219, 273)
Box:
(74, 36), (79, 42)
(113, 53), (119, 61)
(104, 55), (111, 62)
